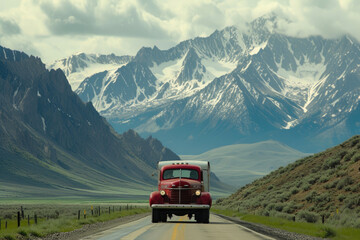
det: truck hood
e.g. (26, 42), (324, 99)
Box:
(160, 179), (201, 189)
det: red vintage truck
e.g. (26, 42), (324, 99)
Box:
(149, 160), (212, 223)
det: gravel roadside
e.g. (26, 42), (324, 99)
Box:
(214, 214), (328, 240)
(38, 212), (151, 240)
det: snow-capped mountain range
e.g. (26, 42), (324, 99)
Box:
(50, 15), (360, 154)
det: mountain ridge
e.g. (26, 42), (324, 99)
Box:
(0, 45), (180, 198)
(51, 15), (360, 154)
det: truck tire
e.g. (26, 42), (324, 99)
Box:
(195, 211), (201, 223)
(160, 211), (167, 222)
(152, 209), (159, 223)
(196, 209), (209, 223)
(203, 209), (210, 223)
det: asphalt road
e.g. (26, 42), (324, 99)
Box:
(81, 214), (275, 240)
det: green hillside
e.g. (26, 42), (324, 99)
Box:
(181, 140), (309, 187)
(217, 135), (360, 227)
(0, 47), (179, 200)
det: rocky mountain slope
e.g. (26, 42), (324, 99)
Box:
(216, 135), (360, 227)
(0, 45), (178, 198)
(51, 15), (360, 154)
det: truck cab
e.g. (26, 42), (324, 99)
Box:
(149, 160), (212, 223)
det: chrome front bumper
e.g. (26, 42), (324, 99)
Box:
(151, 204), (210, 209)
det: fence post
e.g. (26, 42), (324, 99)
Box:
(126, 204), (128, 210)
(78, 210), (80, 220)
(17, 211), (21, 227)
(21, 206), (24, 219)
(322, 215), (325, 224)
(34, 214), (37, 224)
(84, 210), (86, 219)
(91, 206), (93, 216)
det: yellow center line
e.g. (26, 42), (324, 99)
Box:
(171, 216), (186, 240)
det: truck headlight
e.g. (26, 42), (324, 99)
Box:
(160, 190), (166, 196)
(195, 190), (201, 196)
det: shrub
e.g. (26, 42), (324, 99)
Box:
(351, 183), (360, 192)
(272, 211), (296, 221)
(336, 170), (347, 177)
(322, 157), (341, 170)
(290, 187), (299, 195)
(17, 230), (28, 237)
(315, 192), (331, 204)
(350, 138), (360, 147)
(323, 226), (336, 238)
(344, 195), (360, 209)
(274, 203), (284, 212)
(277, 192), (292, 202)
(308, 176), (319, 184)
(283, 202), (298, 214)
(302, 183), (311, 191)
(297, 210), (320, 223)
(351, 153), (360, 163)
(243, 191), (251, 198)
(306, 191), (318, 203)
(337, 194), (346, 202)
(325, 180), (339, 189)
(337, 176), (353, 190)
(343, 150), (355, 162)
(319, 175), (330, 183)
(4, 236), (15, 240)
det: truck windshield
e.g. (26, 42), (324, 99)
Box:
(163, 169), (199, 180)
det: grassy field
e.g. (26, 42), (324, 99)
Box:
(0, 203), (150, 240)
(212, 208), (360, 240)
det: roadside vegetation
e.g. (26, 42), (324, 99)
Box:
(215, 135), (360, 239)
(0, 203), (150, 240)
(211, 208), (360, 239)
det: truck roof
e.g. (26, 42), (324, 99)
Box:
(161, 164), (201, 171)
(158, 160), (210, 171)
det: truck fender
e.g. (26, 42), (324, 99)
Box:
(197, 192), (212, 207)
(149, 191), (164, 206)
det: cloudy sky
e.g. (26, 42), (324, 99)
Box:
(1, 0), (359, 64)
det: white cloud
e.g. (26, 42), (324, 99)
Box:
(0, 0), (360, 63)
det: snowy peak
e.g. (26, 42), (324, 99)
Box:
(76, 61), (157, 113)
(176, 48), (205, 84)
(49, 52), (133, 90)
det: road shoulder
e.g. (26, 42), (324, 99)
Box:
(40, 212), (151, 240)
(214, 214), (327, 240)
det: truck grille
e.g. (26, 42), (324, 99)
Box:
(169, 189), (192, 204)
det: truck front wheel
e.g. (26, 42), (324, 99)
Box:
(160, 211), (167, 222)
(152, 208), (159, 223)
(196, 209), (209, 223)
(203, 209), (209, 223)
